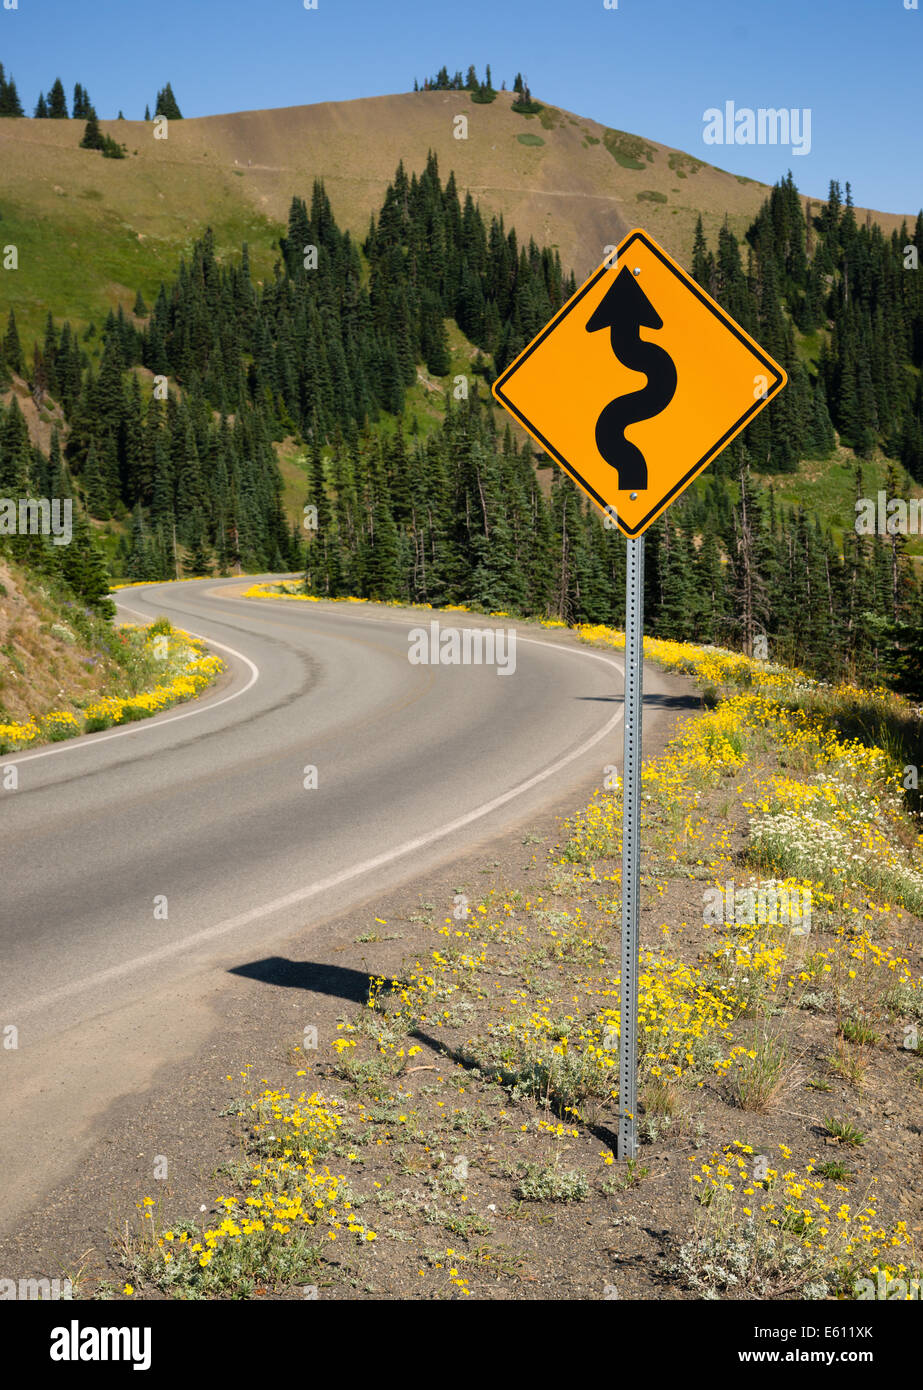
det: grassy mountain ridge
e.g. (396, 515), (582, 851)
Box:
(0, 88), (914, 353)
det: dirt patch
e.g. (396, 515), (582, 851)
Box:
(0, 560), (104, 722)
(0, 376), (67, 455)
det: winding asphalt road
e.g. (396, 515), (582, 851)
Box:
(0, 576), (686, 1231)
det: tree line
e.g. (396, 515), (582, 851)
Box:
(0, 60), (181, 121)
(299, 395), (922, 694)
(692, 176), (923, 479)
(1, 158), (921, 691)
(413, 65), (542, 111)
(412, 65), (539, 109)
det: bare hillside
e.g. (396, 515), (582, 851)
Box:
(0, 89), (912, 313)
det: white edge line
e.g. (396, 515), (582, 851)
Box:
(16, 633), (625, 1018)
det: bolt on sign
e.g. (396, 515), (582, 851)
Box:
(492, 227), (787, 1158)
(492, 227), (787, 536)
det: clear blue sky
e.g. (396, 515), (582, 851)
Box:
(2, 0), (920, 214)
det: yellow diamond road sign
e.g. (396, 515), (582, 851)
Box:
(492, 227), (787, 537)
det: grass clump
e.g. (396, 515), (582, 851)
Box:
(514, 1162), (589, 1203)
(823, 1116), (867, 1147)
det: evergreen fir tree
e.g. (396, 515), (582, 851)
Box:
(0, 66), (23, 117)
(2, 309), (23, 376)
(47, 78), (68, 119)
(82, 441), (111, 519)
(154, 83), (183, 119)
(101, 133), (126, 159)
(60, 512), (115, 614)
(79, 112), (105, 150)
(184, 514), (213, 575)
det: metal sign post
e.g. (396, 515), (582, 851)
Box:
(489, 224), (788, 1162)
(618, 534), (644, 1159)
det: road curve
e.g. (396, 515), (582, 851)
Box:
(0, 577), (688, 1229)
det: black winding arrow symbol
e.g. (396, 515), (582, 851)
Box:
(585, 267), (677, 491)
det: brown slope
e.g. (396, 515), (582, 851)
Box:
(185, 90), (916, 273)
(170, 90), (916, 273)
(0, 90), (913, 296)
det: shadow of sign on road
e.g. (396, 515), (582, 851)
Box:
(229, 957), (381, 1005)
(573, 692), (701, 710)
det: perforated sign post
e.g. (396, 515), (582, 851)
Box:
(492, 227), (786, 1157)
